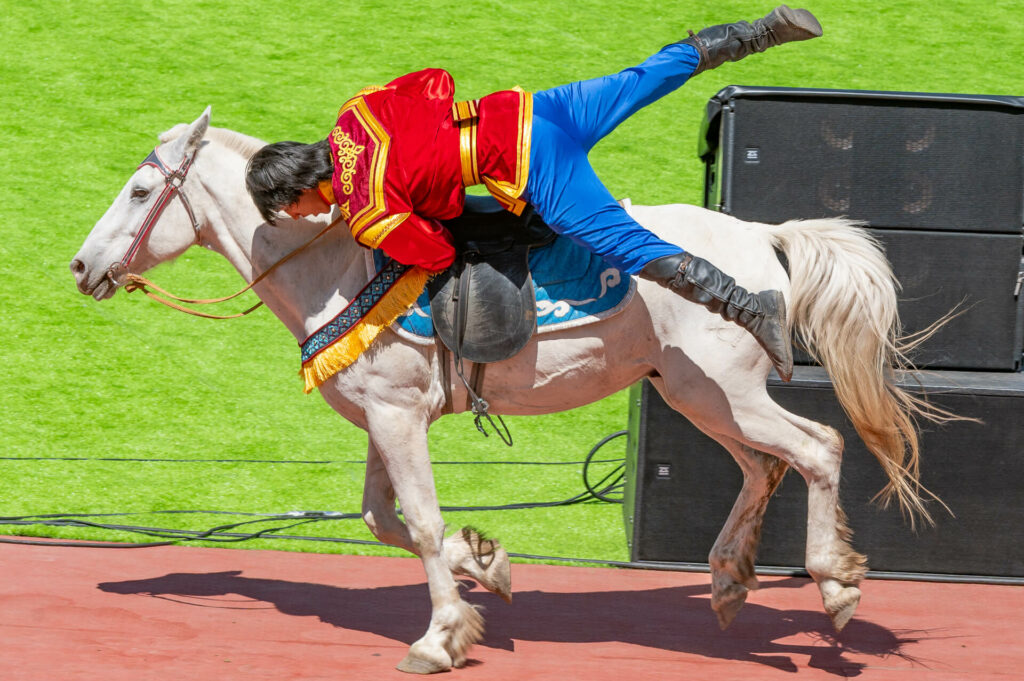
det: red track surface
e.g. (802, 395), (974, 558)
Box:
(0, 540), (1019, 680)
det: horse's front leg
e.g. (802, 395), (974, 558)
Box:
(362, 440), (512, 602)
(366, 406), (483, 673)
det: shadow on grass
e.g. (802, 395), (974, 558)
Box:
(99, 571), (928, 676)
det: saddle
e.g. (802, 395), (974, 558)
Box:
(429, 194), (556, 364)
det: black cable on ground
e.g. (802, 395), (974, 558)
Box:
(0, 431), (629, 555)
(581, 430), (627, 503)
(0, 512), (361, 548)
(0, 456), (624, 466)
(0, 536), (178, 548)
(0, 509), (320, 521)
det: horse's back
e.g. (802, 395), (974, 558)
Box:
(626, 203), (789, 293)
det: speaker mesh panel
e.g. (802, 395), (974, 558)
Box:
(724, 98), (1023, 232)
(625, 372), (1024, 577)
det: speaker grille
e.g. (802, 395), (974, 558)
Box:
(722, 98), (1024, 232)
(625, 372), (1024, 577)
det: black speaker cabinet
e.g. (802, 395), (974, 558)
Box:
(700, 86), (1024, 231)
(699, 86), (1024, 371)
(810, 229), (1023, 371)
(623, 369), (1024, 578)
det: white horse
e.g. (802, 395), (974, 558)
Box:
(71, 109), (945, 674)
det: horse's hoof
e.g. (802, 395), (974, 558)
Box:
(825, 585), (861, 631)
(489, 545), (512, 603)
(396, 651), (451, 675)
(447, 527), (512, 602)
(711, 582), (749, 630)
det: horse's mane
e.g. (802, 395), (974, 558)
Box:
(158, 124), (266, 159)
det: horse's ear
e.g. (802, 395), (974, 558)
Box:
(183, 106), (212, 155)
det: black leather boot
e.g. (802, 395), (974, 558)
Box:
(640, 252), (794, 381)
(681, 5), (823, 75)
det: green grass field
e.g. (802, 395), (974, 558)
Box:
(1, 1), (1021, 562)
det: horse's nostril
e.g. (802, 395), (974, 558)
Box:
(70, 259), (86, 275)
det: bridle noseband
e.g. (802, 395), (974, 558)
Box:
(106, 146), (201, 286)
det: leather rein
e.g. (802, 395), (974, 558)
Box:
(106, 145), (343, 319)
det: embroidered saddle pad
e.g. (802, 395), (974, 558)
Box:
(372, 234), (635, 342)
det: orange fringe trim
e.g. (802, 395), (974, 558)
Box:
(300, 265), (431, 393)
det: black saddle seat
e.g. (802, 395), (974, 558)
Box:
(440, 194), (556, 253)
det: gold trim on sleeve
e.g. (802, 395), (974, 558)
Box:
(355, 211), (411, 248)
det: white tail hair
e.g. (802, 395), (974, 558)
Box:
(768, 218), (960, 528)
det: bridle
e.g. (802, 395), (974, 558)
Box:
(102, 141), (345, 319)
(105, 146), (201, 287)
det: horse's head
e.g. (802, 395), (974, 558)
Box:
(70, 108), (212, 300)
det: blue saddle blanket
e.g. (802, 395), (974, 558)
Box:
(374, 235), (633, 339)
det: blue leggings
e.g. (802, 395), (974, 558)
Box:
(525, 43), (700, 274)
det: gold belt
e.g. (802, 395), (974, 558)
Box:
(453, 99), (481, 187)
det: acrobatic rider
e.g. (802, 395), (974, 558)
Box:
(246, 5), (824, 380)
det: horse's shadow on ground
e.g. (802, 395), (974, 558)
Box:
(98, 571), (929, 675)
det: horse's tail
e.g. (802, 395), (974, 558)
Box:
(766, 218), (959, 528)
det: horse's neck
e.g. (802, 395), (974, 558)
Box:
(194, 142), (369, 342)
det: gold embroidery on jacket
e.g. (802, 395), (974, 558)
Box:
(330, 129), (366, 195)
(336, 96), (391, 238)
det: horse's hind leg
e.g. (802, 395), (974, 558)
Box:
(363, 441), (512, 602)
(702, 434), (789, 629)
(727, 399), (868, 630)
(655, 377), (867, 630)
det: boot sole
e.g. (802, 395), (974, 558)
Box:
(770, 5), (824, 39)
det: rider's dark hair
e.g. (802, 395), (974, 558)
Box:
(245, 139), (333, 224)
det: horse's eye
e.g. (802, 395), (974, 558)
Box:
(130, 187), (150, 200)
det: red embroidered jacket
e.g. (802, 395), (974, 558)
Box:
(324, 68), (532, 272)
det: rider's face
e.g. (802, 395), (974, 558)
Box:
(283, 188), (331, 220)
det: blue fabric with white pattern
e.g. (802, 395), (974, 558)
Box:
(374, 235), (631, 339)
